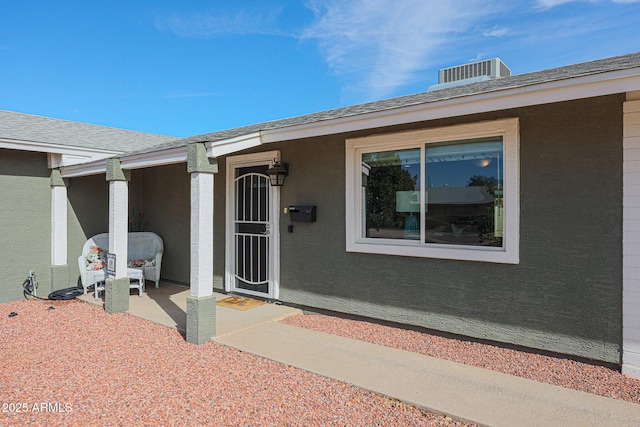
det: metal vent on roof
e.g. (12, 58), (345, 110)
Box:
(429, 58), (511, 91)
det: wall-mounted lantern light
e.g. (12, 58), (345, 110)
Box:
(266, 159), (288, 187)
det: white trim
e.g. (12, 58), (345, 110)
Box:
(261, 71), (640, 143)
(190, 172), (215, 298)
(225, 150), (281, 299)
(48, 152), (109, 168)
(51, 185), (67, 266)
(623, 98), (640, 378)
(108, 180), (129, 279)
(0, 137), (120, 157)
(57, 67), (640, 180)
(120, 146), (188, 170)
(58, 134), (262, 177)
(206, 132), (263, 158)
(56, 69), (640, 180)
(345, 118), (520, 264)
(0, 140), (117, 169)
(60, 147), (189, 178)
(61, 161), (108, 178)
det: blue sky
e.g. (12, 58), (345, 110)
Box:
(1, 0), (639, 137)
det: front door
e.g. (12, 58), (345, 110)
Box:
(226, 152), (280, 299)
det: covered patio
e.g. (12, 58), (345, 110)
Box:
(77, 281), (301, 337)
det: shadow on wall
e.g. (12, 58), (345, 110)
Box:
(67, 174), (109, 286)
(66, 165), (193, 287)
(131, 165), (191, 285)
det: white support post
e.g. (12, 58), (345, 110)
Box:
(50, 169), (69, 292)
(109, 180), (129, 279)
(186, 143), (217, 344)
(51, 184), (67, 266)
(105, 159), (130, 314)
(190, 172), (214, 298)
(623, 95), (640, 378)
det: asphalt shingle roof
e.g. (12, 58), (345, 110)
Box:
(4, 51), (640, 160)
(0, 110), (175, 152)
(134, 51), (640, 156)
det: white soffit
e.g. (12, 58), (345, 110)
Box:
(60, 160), (107, 178)
(60, 133), (263, 177)
(0, 137), (119, 157)
(60, 147), (189, 177)
(205, 132), (263, 157)
(120, 146), (188, 170)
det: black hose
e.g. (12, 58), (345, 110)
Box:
(47, 287), (84, 300)
(23, 280), (83, 301)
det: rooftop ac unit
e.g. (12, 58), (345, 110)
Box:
(439, 58), (511, 83)
(429, 58), (511, 91)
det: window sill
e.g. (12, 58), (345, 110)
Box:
(346, 239), (519, 264)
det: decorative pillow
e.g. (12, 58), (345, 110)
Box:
(86, 246), (107, 270)
(128, 259), (156, 268)
(87, 262), (105, 271)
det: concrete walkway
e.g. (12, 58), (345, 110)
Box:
(80, 283), (640, 426)
(78, 281), (301, 336)
(217, 322), (640, 427)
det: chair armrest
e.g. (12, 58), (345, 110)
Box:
(78, 255), (86, 277)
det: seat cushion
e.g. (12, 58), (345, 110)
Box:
(128, 258), (156, 268)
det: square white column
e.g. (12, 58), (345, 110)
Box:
(109, 180), (129, 279)
(51, 184), (67, 266)
(190, 172), (214, 298)
(623, 97), (640, 378)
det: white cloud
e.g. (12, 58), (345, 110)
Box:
(536, 0), (580, 8)
(536, 0), (640, 9)
(155, 7), (283, 38)
(482, 26), (510, 37)
(301, 0), (502, 101)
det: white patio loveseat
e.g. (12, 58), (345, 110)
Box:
(78, 232), (164, 298)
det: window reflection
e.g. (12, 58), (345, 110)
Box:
(361, 138), (504, 247)
(425, 138), (503, 247)
(362, 149), (420, 240)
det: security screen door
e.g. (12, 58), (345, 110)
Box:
(231, 164), (273, 297)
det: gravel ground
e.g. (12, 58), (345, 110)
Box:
(0, 299), (473, 427)
(282, 313), (640, 404)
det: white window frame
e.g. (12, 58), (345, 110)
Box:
(345, 118), (520, 264)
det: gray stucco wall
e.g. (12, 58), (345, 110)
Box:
(272, 95), (623, 364)
(124, 163), (225, 289)
(135, 164), (192, 284)
(0, 150), (111, 301)
(0, 149), (52, 302)
(1, 93), (614, 363)
(67, 174), (109, 286)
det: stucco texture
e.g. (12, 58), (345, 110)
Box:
(67, 173), (109, 287)
(274, 95), (624, 364)
(0, 149), (52, 302)
(133, 164), (192, 285)
(2, 94), (621, 364)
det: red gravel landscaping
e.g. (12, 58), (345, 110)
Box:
(0, 299), (473, 426)
(282, 313), (640, 404)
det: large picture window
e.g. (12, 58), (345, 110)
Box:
(346, 119), (519, 264)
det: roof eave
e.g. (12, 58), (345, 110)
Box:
(60, 65), (640, 178)
(0, 137), (121, 157)
(261, 66), (640, 143)
(60, 133), (266, 178)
